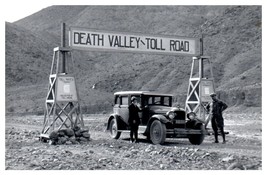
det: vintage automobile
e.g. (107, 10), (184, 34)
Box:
(106, 91), (206, 145)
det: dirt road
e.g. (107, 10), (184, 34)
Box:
(5, 113), (262, 170)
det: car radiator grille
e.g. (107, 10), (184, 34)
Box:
(173, 111), (186, 128)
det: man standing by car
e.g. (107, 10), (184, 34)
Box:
(206, 93), (228, 144)
(128, 96), (141, 143)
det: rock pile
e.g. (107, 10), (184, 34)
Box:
(49, 126), (90, 145)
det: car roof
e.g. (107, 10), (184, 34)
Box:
(114, 91), (173, 97)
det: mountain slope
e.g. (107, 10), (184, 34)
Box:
(6, 6), (261, 114)
(5, 22), (52, 86)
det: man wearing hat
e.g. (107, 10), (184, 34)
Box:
(206, 93), (228, 144)
(128, 96), (141, 143)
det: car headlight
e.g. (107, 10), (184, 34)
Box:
(167, 111), (175, 120)
(187, 112), (196, 120)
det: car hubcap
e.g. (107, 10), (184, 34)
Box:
(110, 120), (117, 137)
(153, 125), (161, 140)
(112, 125), (117, 136)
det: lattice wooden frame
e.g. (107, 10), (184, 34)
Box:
(40, 47), (84, 139)
(185, 56), (215, 126)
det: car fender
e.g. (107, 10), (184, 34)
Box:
(106, 114), (119, 130)
(151, 114), (170, 124)
(107, 114), (127, 130)
(145, 114), (170, 135)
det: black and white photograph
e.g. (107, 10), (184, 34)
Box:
(2, 0), (264, 172)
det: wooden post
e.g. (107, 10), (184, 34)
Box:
(200, 34), (204, 56)
(61, 23), (66, 73)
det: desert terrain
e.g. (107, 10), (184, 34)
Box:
(5, 108), (261, 170)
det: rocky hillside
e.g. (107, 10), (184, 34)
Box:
(5, 6), (261, 114)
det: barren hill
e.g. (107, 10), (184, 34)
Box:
(5, 6), (261, 114)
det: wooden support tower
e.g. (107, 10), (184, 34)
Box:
(185, 56), (215, 126)
(40, 46), (84, 140)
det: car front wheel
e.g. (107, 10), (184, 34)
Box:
(109, 118), (121, 139)
(150, 120), (166, 145)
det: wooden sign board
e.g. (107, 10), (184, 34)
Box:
(69, 27), (200, 56)
(200, 80), (215, 102)
(56, 76), (78, 102)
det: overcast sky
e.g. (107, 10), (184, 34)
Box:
(3, 4), (48, 23)
(2, 1), (51, 22)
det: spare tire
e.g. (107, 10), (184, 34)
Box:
(188, 123), (205, 145)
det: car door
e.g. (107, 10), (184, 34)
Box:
(115, 95), (129, 124)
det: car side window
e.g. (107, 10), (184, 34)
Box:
(121, 96), (128, 105)
(115, 96), (120, 105)
(148, 97), (153, 104)
(163, 97), (171, 106)
(154, 97), (161, 104)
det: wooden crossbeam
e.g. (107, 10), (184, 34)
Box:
(56, 103), (76, 127)
(46, 75), (57, 101)
(187, 80), (200, 99)
(43, 103), (70, 133)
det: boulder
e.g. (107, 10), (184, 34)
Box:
(82, 132), (90, 139)
(49, 130), (59, 141)
(227, 162), (246, 170)
(69, 136), (78, 144)
(60, 128), (75, 137)
(73, 126), (80, 132)
(80, 127), (90, 133)
(80, 137), (88, 142)
(49, 140), (56, 145)
(58, 136), (67, 144)
(58, 130), (65, 137)
(75, 130), (82, 137)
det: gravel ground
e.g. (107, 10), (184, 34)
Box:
(5, 113), (262, 170)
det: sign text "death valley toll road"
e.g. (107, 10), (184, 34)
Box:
(69, 28), (200, 56)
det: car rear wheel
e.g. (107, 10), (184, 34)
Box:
(109, 118), (121, 139)
(188, 123), (205, 145)
(150, 120), (166, 145)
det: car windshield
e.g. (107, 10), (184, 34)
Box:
(144, 96), (172, 106)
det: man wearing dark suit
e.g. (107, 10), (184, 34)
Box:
(128, 96), (141, 143)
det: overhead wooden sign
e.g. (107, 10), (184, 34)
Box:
(69, 27), (200, 56)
